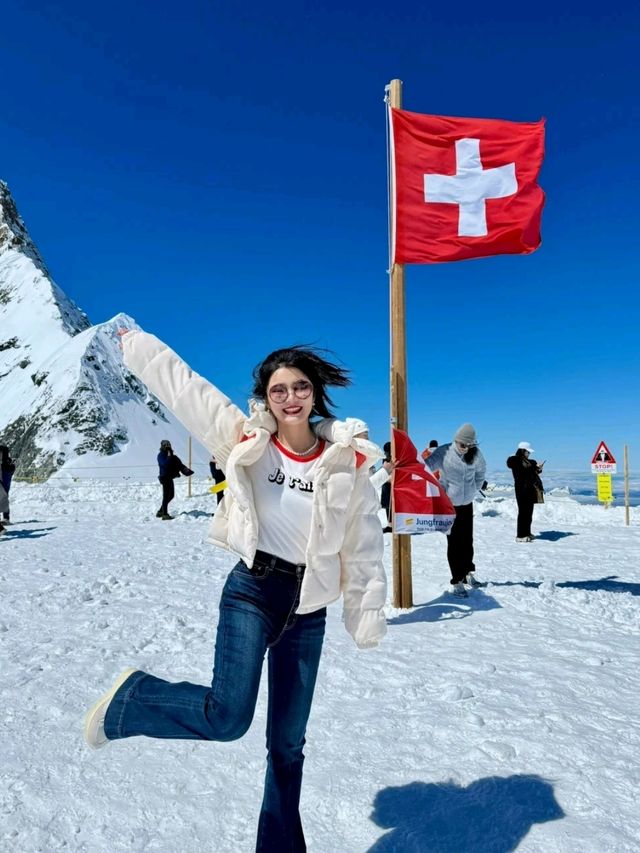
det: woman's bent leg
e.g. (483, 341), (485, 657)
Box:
(104, 567), (275, 742)
(256, 608), (326, 853)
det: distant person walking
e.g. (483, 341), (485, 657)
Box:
(507, 442), (545, 542)
(209, 455), (226, 505)
(156, 439), (193, 520)
(0, 482), (8, 535)
(424, 424), (487, 596)
(0, 444), (15, 523)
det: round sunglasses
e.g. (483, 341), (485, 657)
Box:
(267, 380), (313, 404)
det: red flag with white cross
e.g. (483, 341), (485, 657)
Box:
(391, 108), (545, 264)
(391, 428), (456, 535)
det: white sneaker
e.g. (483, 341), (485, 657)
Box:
(464, 572), (482, 588)
(84, 668), (137, 749)
(451, 582), (468, 598)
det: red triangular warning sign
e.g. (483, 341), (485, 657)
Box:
(591, 441), (616, 465)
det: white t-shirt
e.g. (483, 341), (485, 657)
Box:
(247, 435), (327, 565)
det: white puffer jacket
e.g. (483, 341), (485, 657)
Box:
(122, 330), (388, 649)
(424, 442), (486, 506)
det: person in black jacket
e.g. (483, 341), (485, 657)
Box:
(507, 442), (545, 541)
(0, 445), (16, 523)
(156, 440), (193, 520)
(209, 455), (226, 506)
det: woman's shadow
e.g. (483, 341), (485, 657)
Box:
(368, 775), (564, 852)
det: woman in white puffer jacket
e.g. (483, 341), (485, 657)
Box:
(84, 329), (387, 853)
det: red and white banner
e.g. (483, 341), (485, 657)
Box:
(392, 428), (455, 534)
(390, 108), (545, 264)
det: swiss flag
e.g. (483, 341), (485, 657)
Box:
(391, 108), (545, 264)
(391, 428), (456, 535)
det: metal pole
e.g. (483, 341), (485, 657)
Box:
(188, 436), (192, 498)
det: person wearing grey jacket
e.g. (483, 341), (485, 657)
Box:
(424, 423), (486, 597)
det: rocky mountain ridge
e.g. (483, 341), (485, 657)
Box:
(0, 181), (207, 480)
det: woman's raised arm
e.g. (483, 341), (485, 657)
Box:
(121, 330), (246, 468)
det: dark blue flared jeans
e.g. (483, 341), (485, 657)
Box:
(103, 560), (326, 852)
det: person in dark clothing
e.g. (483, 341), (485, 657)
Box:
(380, 441), (392, 532)
(421, 438), (439, 461)
(0, 482), (8, 534)
(507, 442), (545, 541)
(156, 440), (193, 520)
(0, 445), (16, 523)
(425, 424), (487, 596)
(209, 455), (226, 505)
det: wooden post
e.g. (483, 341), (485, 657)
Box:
(388, 78), (413, 609)
(188, 435), (192, 498)
(624, 444), (630, 526)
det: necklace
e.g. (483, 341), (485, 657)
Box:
(277, 435), (319, 456)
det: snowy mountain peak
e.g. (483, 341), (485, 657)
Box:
(0, 183), (207, 480)
(0, 179), (48, 271)
(0, 181), (90, 339)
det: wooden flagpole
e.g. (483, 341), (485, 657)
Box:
(624, 444), (630, 526)
(388, 78), (413, 609)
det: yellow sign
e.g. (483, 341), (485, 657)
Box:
(597, 474), (613, 503)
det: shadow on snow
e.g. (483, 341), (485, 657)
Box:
(368, 774), (564, 852)
(2, 526), (57, 540)
(556, 575), (640, 596)
(387, 591), (501, 625)
(178, 509), (213, 519)
(535, 530), (577, 541)
(488, 576), (640, 596)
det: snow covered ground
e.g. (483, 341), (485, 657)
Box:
(2, 481), (639, 852)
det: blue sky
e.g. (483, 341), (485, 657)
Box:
(2, 0), (638, 472)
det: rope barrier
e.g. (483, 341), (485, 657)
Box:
(16, 463), (210, 472)
(14, 476), (218, 487)
(13, 462), (214, 484)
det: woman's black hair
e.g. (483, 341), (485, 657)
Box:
(463, 446), (479, 465)
(252, 345), (351, 418)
